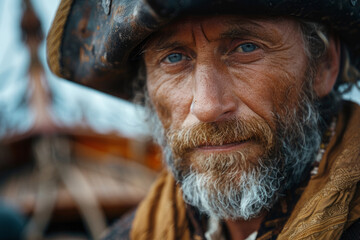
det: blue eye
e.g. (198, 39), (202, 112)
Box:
(164, 53), (185, 63)
(235, 43), (258, 53)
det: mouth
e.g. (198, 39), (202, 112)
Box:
(195, 139), (251, 153)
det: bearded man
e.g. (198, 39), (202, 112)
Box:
(47, 0), (360, 239)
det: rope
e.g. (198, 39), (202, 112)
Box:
(46, 0), (74, 79)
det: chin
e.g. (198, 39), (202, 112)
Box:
(185, 145), (266, 176)
(180, 156), (282, 220)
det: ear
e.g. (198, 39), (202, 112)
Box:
(313, 36), (341, 98)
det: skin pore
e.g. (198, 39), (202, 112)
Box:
(144, 15), (339, 240)
(145, 16), (308, 133)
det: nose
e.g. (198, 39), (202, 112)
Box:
(190, 64), (237, 122)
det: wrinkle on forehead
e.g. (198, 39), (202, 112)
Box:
(198, 22), (210, 42)
(144, 15), (300, 53)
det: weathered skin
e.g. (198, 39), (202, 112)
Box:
(143, 15), (340, 240)
(144, 14), (339, 176)
(49, 0), (360, 99)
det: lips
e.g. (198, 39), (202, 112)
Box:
(193, 139), (252, 154)
(196, 139), (250, 149)
(167, 117), (274, 158)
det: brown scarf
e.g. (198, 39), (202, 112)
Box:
(278, 102), (360, 239)
(131, 102), (360, 240)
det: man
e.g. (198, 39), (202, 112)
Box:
(47, 0), (360, 239)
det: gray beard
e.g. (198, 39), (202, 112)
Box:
(145, 89), (322, 220)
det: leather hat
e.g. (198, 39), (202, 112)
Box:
(47, 0), (360, 99)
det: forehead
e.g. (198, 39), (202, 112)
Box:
(145, 15), (302, 49)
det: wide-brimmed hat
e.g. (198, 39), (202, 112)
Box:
(47, 0), (360, 99)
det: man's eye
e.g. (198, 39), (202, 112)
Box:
(163, 53), (186, 63)
(235, 43), (258, 53)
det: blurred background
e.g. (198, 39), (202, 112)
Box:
(0, 0), (162, 239)
(0, 0), (359, 239)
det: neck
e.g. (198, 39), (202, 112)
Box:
(224, 213), (266, 240)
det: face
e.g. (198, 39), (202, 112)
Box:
(145, 15), (308, 165)
(144, 16), (322, 220)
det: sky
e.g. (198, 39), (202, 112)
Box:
(0, 0), (359, 140)
(0, 0), (150, 139)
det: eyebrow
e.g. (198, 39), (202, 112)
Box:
(220, 19), (279, 43)
(144, 18), (279, 53)
(142, 30), (185, 53)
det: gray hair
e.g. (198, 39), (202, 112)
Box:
(133, 18), (359, 107)
(299, 20), (360, 93)
(136, 18), (344, 220)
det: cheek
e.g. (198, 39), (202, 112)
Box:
(228, 59), (305, 124)
(147, 70), (193, 130)
(228, 65), (277, 120)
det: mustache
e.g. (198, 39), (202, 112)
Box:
(166, 117), (274, 157)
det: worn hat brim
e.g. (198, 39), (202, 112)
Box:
(47, 0), (360, 99)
